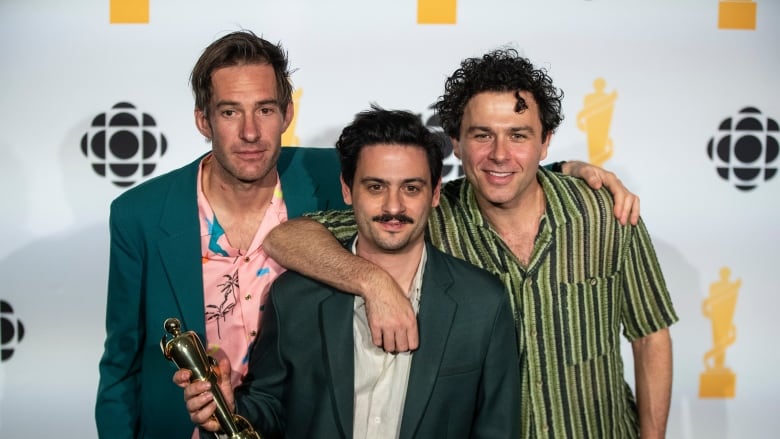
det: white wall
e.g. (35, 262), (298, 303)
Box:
(1, 1), (777, 437)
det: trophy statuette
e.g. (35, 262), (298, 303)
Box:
(161, 317), (261, 439)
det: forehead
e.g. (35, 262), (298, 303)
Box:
(462, 90), (541, 126)
(356, 144), (430, 179)
(210, 63), (277, 99)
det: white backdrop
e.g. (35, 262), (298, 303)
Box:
(1, 1), (778, 438)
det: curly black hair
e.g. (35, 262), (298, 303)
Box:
(433, 48), (564, 141)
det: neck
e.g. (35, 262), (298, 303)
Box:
(202, 156), (277, 214)
(479, 181), (546, 235)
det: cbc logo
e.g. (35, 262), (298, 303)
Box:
(422, 105), (463, 182)
(1, 300), (25, 362)
(81, 102), (168, 188)
(707, 107), (779, 191)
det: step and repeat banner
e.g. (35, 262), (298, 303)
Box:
(1, 1), (777, 437)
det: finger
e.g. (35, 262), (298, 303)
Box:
(407, 318), (420, 351)
(629, 196), (641, 226)
(186, 389), (215, 419)
(173, 369), (192, 387)
(183, 380), (211, 400)
(394, 327), (409, 353)
(586, 172), (604, 190)
(613, 195), (629, 226)
(381, 330), (397, 354)
(215, 357), (231, 384)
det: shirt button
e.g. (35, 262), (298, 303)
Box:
(245, 294), (252, 300)
(250, 330), (257, 337)
(374, 416), (381, 424)
(244, 256), (250, 263)
(589, 278), (597, 286)
(543, 425), (549, 432)
(536, 381), (543, 389)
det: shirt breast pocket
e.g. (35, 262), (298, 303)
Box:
(558, 273), (621, 366)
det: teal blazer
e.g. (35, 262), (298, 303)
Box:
(235, 241), (521, 439)
(95, 148), (347, 439)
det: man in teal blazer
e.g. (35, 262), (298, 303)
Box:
(178, 107), (520, 438)
(95, 147), (347, 438)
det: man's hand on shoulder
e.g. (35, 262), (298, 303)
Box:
(561, 160), (640, 226)
(362, 272), (419, 353)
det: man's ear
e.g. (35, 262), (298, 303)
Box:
(281, 101), (294, 133)
(431, 178), (442, 208)
(451, 137), (462, 159)
(340, 174), (353, 205)
(540, 132), (552, 162)
(194, 108), (212, 141)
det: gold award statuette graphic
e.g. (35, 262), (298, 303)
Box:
(281, 88), (303, 147)
(161, 318), (261, 438)
(577, 78), (617, 167)
(699, 268), (740, 398)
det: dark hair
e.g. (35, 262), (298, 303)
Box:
(336, 105), (444, 188)
(190, 30), (293, 116)
(434, 48), (564, 141)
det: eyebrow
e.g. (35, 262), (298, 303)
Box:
(214, 99), (280, 108)
(360, 176), (429, 185)
(466, 125), (535, 134)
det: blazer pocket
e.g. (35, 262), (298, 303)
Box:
(437, 362), (480, 377)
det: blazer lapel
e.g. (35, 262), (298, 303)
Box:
(279, 148), (322, 218)
(321, 292), (356, 438)
(158, 158), (206, 336)
(399, 244), (456, 439)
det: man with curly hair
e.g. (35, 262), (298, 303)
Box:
(264, 49), (677, 438)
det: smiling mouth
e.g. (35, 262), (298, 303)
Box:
(487, 171), (513, 177)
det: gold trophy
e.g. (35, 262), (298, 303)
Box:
(161, 318), (261, 438)
(699, 268), (740, 398)
(577, 77), (617, 167)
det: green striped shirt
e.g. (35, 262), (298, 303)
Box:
(310, 168), (678, 438)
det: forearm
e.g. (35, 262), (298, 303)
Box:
(265, 216), (394, 297)
(632, 328), (673, 439)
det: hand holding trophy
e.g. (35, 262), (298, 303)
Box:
(161, 317), (261, 439)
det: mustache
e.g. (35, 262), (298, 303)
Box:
(372, 214), (414, 224)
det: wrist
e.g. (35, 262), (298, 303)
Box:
(550, 160), (567, 174)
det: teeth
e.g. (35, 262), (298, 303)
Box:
(488, 171), (511, 177)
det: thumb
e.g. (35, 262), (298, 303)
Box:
(215, 357), (236, 409)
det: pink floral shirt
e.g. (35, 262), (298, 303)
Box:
(197, 156), (287, 390)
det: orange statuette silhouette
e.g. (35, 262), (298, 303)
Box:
(699, 268), (740, 398)
(577, 78), (617, 167)
(281, 89), (303, 147)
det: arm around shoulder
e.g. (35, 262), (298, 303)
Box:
(265, 216), (419, 352)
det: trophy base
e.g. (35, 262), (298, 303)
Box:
(699, 368), (736, 398)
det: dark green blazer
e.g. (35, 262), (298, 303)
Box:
(95, 148), (347, 439)
(235, 241), (521, 439)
